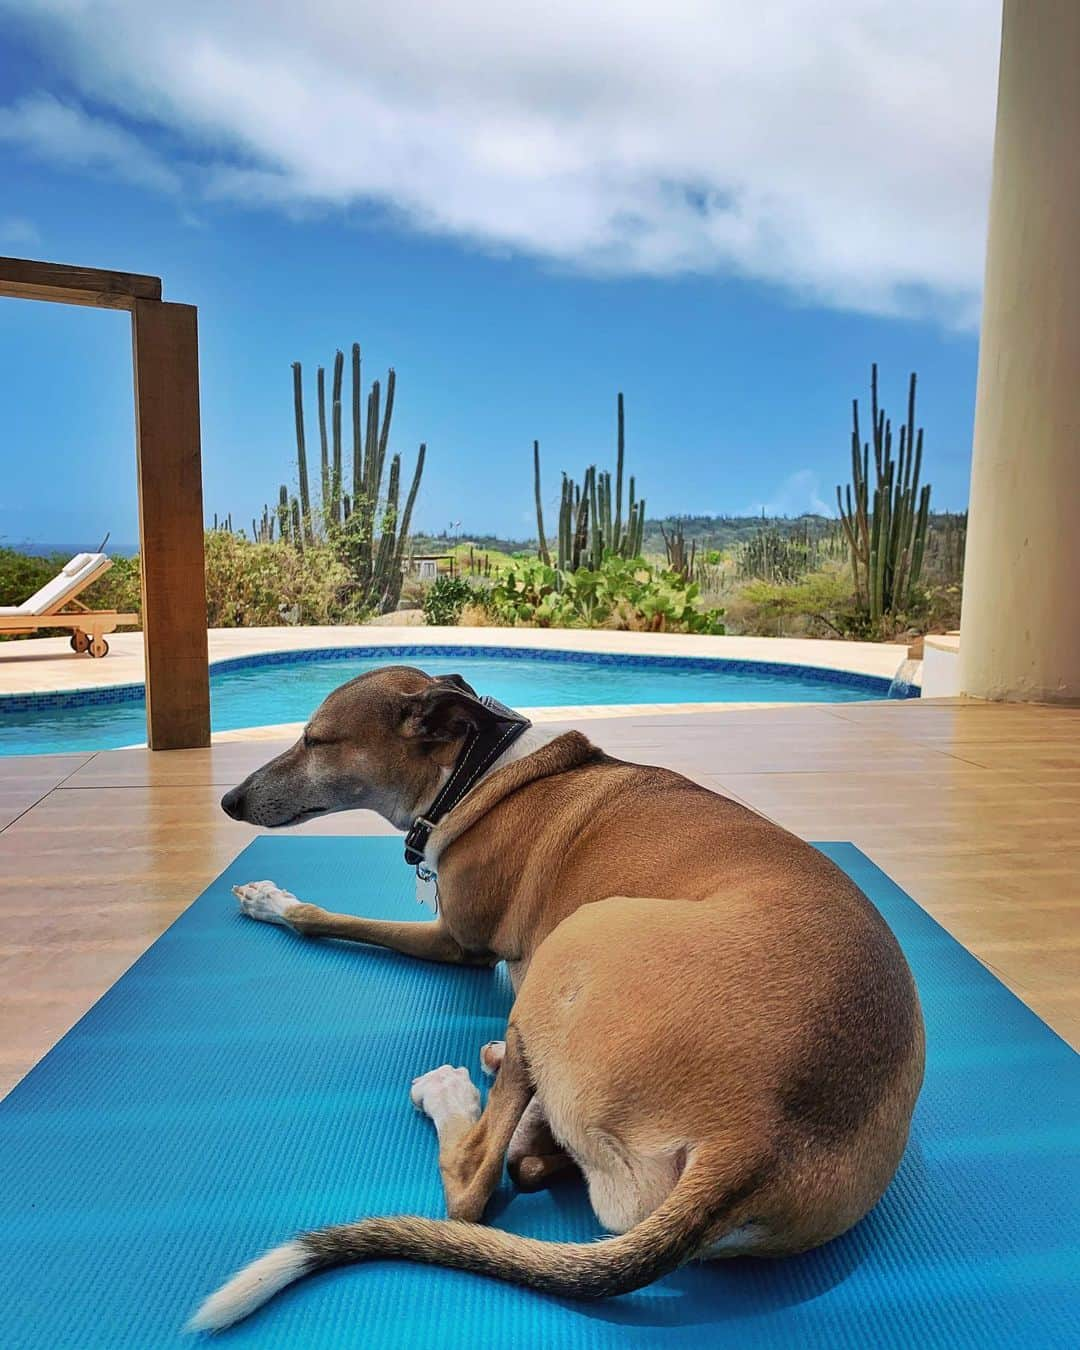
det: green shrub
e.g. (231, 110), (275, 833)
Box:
(203, 531), (362, 628)
(725, 571), (861, 637)
(422, 575), (477, 626)
(482, 555), (725, 634)
(83, 554), (142, 619)
(0, 547), (66, 607)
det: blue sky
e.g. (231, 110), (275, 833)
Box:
(0, 3), (999, 548)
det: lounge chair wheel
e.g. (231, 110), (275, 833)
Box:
(88, 636), (109, 659)
(70, 631), (90, 654)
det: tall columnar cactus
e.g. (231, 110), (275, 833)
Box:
(276, 485), (290, 541)
(533, 441), (551, 566)
(290, 364), (313, 544)
(316, 366), (330, 509)
(534, 392), (646, 574)
(351, 343), (363, 506)
(836, 365), (932, 625)
(614, 393), (625, 545)
(284, 345), (425, 613)
(330, 348), (345, 526)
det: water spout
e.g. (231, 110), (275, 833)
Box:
(888, 658), (922, 700)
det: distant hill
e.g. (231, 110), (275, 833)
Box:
(415, 510), (965, 562)
(2, 540), (139, 559)
(414, 514), (846, 558)
(639, 514), (845, 554)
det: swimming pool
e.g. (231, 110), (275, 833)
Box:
(0, 644), (916, 756)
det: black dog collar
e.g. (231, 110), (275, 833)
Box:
(404, 695), (531, 868)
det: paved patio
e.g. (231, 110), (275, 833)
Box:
(1, 694), (1077, 1099)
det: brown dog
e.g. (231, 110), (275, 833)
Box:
(190, 665), (924, 1331)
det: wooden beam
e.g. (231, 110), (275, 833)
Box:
(131, 299), (211, 749)
(0, 256), (162, 310)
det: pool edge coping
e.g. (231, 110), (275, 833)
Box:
(0, 639), (919, 718)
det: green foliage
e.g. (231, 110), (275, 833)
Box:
(203, 531), (362, 628)
(837, 365), (932, 628)
(0, 547), (66, 607)
(731, 572), (856, 636)
(422, 575), (477, 627)
(481, 554), (724, 634)
(723, 566), (959, 641)
(0, 547), (66, 639)
(83, 554), (142, 616)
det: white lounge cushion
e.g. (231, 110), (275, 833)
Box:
(11, 554), (111, 615)
(63, 553), (95, 575)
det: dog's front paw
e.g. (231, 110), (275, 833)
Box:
(232, 880), (301, 927)
(409, 1065), (481, 1135)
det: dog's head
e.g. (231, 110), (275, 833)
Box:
(220, 665), (505, 829)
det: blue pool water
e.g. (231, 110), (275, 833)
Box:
(0, 644), (913, 756)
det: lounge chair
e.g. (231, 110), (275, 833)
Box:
(0, 553), (138, 657)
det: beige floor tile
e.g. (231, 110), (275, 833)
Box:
(2, 698), (1078, 1096)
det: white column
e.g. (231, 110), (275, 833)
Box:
(960, 0), (1080, 704)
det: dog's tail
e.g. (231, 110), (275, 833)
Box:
(187, 1148), (766, 1332)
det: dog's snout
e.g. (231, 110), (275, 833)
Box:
(220, 785), (246, 820)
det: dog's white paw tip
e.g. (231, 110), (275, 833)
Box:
(409, 1064), (481, 1125)
(231, 880), (299, 926)
(479, 1040), (506, 1076)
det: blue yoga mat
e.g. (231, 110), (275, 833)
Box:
(1, 838), (1078, 1348)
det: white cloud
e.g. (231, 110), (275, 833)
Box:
(0, 215), (42, 248)
(743, 470), (833, 518)
(0, 92), (180, 193)
(1, 1), (1000, 322)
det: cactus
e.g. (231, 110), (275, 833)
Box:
(328, 349), (344, 526)
(290, 364), (313, 544)
(277, 484), (290, 541)
(351, 343), (362, 506)
(533, 440), (551, 566)
(534, 393), (646, 576)
(251, 504), (276, 543)
(836, 365), (932, 625)
(285, 345), (424, 613)
(735, 519), (843, 583)
(660, 518), (695, 581)
(316, 366), (330, 510)
(614, 393), (624, 545)
(923, 510), (966, 586)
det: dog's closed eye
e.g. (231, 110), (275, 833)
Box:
(303, 729), (336, 750)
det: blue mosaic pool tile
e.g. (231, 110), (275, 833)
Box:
(0, 642), (917, 716)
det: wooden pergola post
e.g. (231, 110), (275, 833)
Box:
(0, 257), (211, 749)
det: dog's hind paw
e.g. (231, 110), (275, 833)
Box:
(410, 1064), (481, 1137)
(479, 1040), (506, 1076)
(232, 880), (301, 926)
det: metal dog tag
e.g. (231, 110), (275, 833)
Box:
(415, 865), (439, 914)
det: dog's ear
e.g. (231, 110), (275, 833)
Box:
(401, 682), (494, 743)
